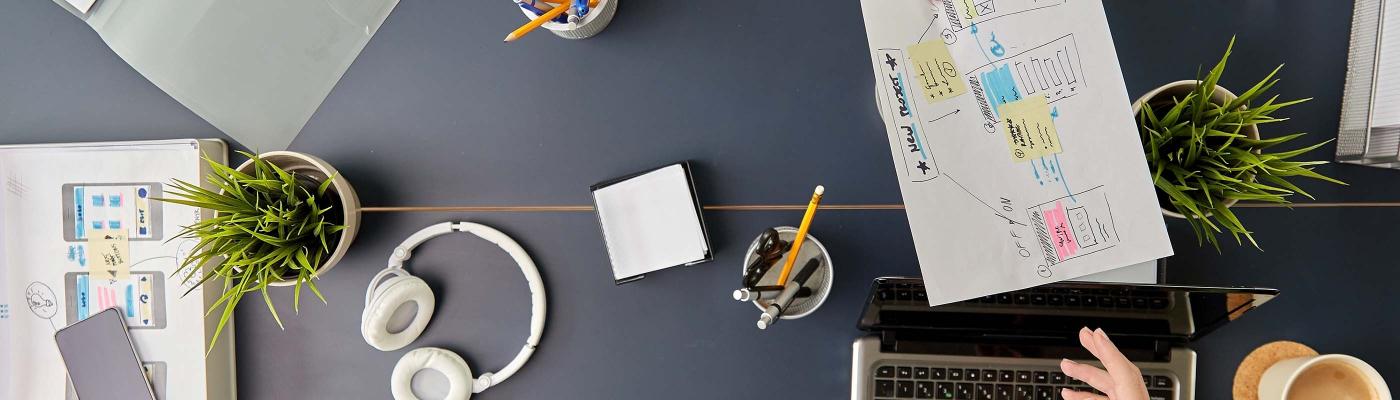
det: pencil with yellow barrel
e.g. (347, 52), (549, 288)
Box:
(504, 3), (570, 42)
(776, 185), (824, 285)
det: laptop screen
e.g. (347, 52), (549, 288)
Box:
(858, 277), (1278, 343)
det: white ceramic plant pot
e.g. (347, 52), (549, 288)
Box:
(1132, 80), (1260, 219)
(235, 151), (361, 286)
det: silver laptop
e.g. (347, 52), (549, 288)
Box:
(851, 277), (1277, 400)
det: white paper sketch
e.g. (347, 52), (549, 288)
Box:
(0, 140), (232, 399)
(860, 0), (1173, 305)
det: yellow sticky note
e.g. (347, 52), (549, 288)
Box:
(999, 95), (1062, 161)
(907, 40), (968, 104)
(956, 0), (980, 19)
(87, 229), (130, 281)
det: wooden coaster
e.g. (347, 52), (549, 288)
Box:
(1233, 340), (1319, 400)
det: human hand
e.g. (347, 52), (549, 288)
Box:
(1058, 327), (1150, 400)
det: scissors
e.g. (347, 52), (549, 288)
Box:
(742, 228), (791, 289)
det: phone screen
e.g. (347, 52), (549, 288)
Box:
(54, 308), (157, 400)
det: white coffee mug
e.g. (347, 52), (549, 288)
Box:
(1258, 354), (1391, 400)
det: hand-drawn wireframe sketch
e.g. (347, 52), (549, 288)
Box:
(860, 0), (1173, 305)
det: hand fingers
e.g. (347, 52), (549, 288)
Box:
(1060, 358), (1114, 394)
(1078, 327), (1106, 361)
(1091, 328), (1142, 380)
(1078, 327), (1138, 382)
(1060, 388), (1108, 400)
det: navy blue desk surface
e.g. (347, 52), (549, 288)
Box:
(2, 0), (1395, 398)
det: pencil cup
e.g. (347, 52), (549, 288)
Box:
(517, 0), (618, 40)
(740, 226), (833, 320)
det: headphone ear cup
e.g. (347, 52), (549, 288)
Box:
(362, 276), (436, 351)
(391, 347), (474, 400)
(363, 274), (406, 323)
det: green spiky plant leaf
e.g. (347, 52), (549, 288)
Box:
(155, 151), (345, 353)
(1140, 37), (1344, 250)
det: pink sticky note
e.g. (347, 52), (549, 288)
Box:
(1043, 201), (1079, 261)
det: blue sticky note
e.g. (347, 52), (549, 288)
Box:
(74, 187), (87, 239)
(125, 285), (135, 317)
(76, 275), (89, 319)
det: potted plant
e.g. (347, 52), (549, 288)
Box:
(1134, 38), (1344, 249)
(157, 151), (361, 350)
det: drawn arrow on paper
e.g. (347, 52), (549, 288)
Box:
(944, 173), (1028, 227)
(928, 109), (961, 124)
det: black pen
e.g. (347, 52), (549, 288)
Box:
(757, 258), (821, 329)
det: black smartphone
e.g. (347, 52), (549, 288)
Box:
(53, 307), (157, 400)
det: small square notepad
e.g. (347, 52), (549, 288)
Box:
(591, 163), (712, 284)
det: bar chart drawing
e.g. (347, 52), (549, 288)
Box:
(1011, 40), (1082, 103)
(967, 34), (1086, 109)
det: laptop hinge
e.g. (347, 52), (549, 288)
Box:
(879, 330), (898, 352)
(881, 330), (1175, 363)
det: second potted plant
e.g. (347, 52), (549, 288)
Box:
(1135, 38), (1344, 249)
(158, 151), (361, 350)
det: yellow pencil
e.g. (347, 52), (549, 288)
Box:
(504, 1), (571, 42)
(776, 185), (825, 285)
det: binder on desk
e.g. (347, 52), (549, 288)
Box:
(591, 162), (712, 284)
(1338, 0), (1400, 166)
(0, 139), (236, 400)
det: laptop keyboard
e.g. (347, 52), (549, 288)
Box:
(872, 363), (1175, 400)
(874, 282), (1171, 311)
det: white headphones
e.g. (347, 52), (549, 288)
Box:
(362, 222), (546, 400)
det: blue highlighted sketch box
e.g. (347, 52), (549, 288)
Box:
(62, 183), (163, 242)
(64, 271), (166, 329)
(965, 34), (1086, 126)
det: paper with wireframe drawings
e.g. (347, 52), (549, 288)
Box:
(859, 0), (1172, 305)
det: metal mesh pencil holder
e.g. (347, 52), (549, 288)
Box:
(516, 0), (618, 40)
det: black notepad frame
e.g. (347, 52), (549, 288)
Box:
(589, 161), (714, 284)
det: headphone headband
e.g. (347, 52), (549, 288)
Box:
(382, 222), (547, 393)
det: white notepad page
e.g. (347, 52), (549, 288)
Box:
(594, 165), (708, 280)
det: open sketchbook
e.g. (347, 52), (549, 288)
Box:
(860, 0), (1173, 305)
(0, 139), (235, 399)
